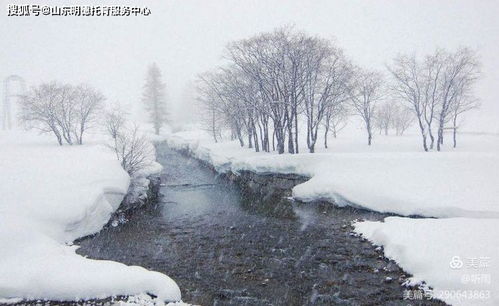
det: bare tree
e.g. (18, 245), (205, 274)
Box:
(300, 37), (352, 153)
(435, 48), (480, 151)
(104, 102), (129, 140)
(226, 28), (295, 154)
(374, 101), (397, 135)
(19, 82), (104, 145)
(323, 101), (348, 148)
(388, 54), (429, 151)
(450, 94), (479, 148)
(111, 124), (154, 176)
(197, 71), (239, 144)
(54, 84), (77, 145)
(391, 103), (414, 135)
(71, 85), (104, 145)
(421, 50), (445, 149)
(218, 67), (265, 151)
(349, 69), (384, 146)
(142, 63), (168, 135)
(197, 90), (222, 143)
(19, 82), (64, 145)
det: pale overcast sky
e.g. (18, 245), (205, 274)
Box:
(1, 0), (498, 131)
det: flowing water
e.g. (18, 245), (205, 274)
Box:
(77, 145), (444, 306)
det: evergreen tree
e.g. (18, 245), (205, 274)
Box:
(142, 63), (167, 135)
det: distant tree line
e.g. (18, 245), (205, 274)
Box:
(197, 27), (480, 153)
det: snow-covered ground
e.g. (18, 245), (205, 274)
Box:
(0, 131), (181, 303)
(355, 217), (498, 305)
(165, 126), (499, 305)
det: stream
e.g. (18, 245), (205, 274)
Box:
(77, 144), (444, 305)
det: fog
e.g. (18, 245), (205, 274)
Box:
(1, 0), (498, 132)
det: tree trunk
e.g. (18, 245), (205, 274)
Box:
(211, 110), (218, 143)
(453, 128), (457, 148)
(437, 130), (442, 151)
(237, 132), (244, 147)
(257, 120), (264, 151)
(324, 125), (329, 149)
(253, 126), (260, 152)
(367, 121), (372, 146)
(262, 122), (269, 152)
(437, 117), (444, 151)
(453, 115), (458, 148)
(274, 121), (285, 154)
(417, 116), (428, 152)
(294, 110), (299, 154)
(272, 129), (276, 151)
(247, 132), (253, 149)
(52, 127), (63, 146)
(428, 127), (435, 150)
(62, 130), (73, 145)
(287, 121), (295, 154)
(277, 132), (285, 154)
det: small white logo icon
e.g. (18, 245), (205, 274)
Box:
(450, 256), (464, 269)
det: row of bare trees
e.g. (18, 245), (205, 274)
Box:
(374, 101), (414, 136)
(388, 48), (480, 151)
(198, 28), (363, 153)
(198, 28), (480, 153)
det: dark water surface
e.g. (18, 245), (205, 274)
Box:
(77, 145), (444, 306)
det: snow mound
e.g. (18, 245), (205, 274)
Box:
(354, 217), (499, 305)
(0, 131), (181, 303)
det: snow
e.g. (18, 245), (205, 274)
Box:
(117, 294), (190, 306)
(354, 217), (499, 305)
(291, 151), (499, 218)
(0, 131), (181, 303)
(165, 126), (499, 305)
(166, 128), (499, 218)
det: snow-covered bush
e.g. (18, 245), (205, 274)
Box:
(110, 124), (155, 176)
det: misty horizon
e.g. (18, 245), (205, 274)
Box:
(1, 0), (498, 132)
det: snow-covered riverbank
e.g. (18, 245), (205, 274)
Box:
(165, 128), (499, 305)
(0, 131), (181, 303)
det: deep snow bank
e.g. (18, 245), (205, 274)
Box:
(0, 131), (180, 302)
(354, 217), (499, 305)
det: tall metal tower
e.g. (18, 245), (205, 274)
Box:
(2, 75), (26, 130)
